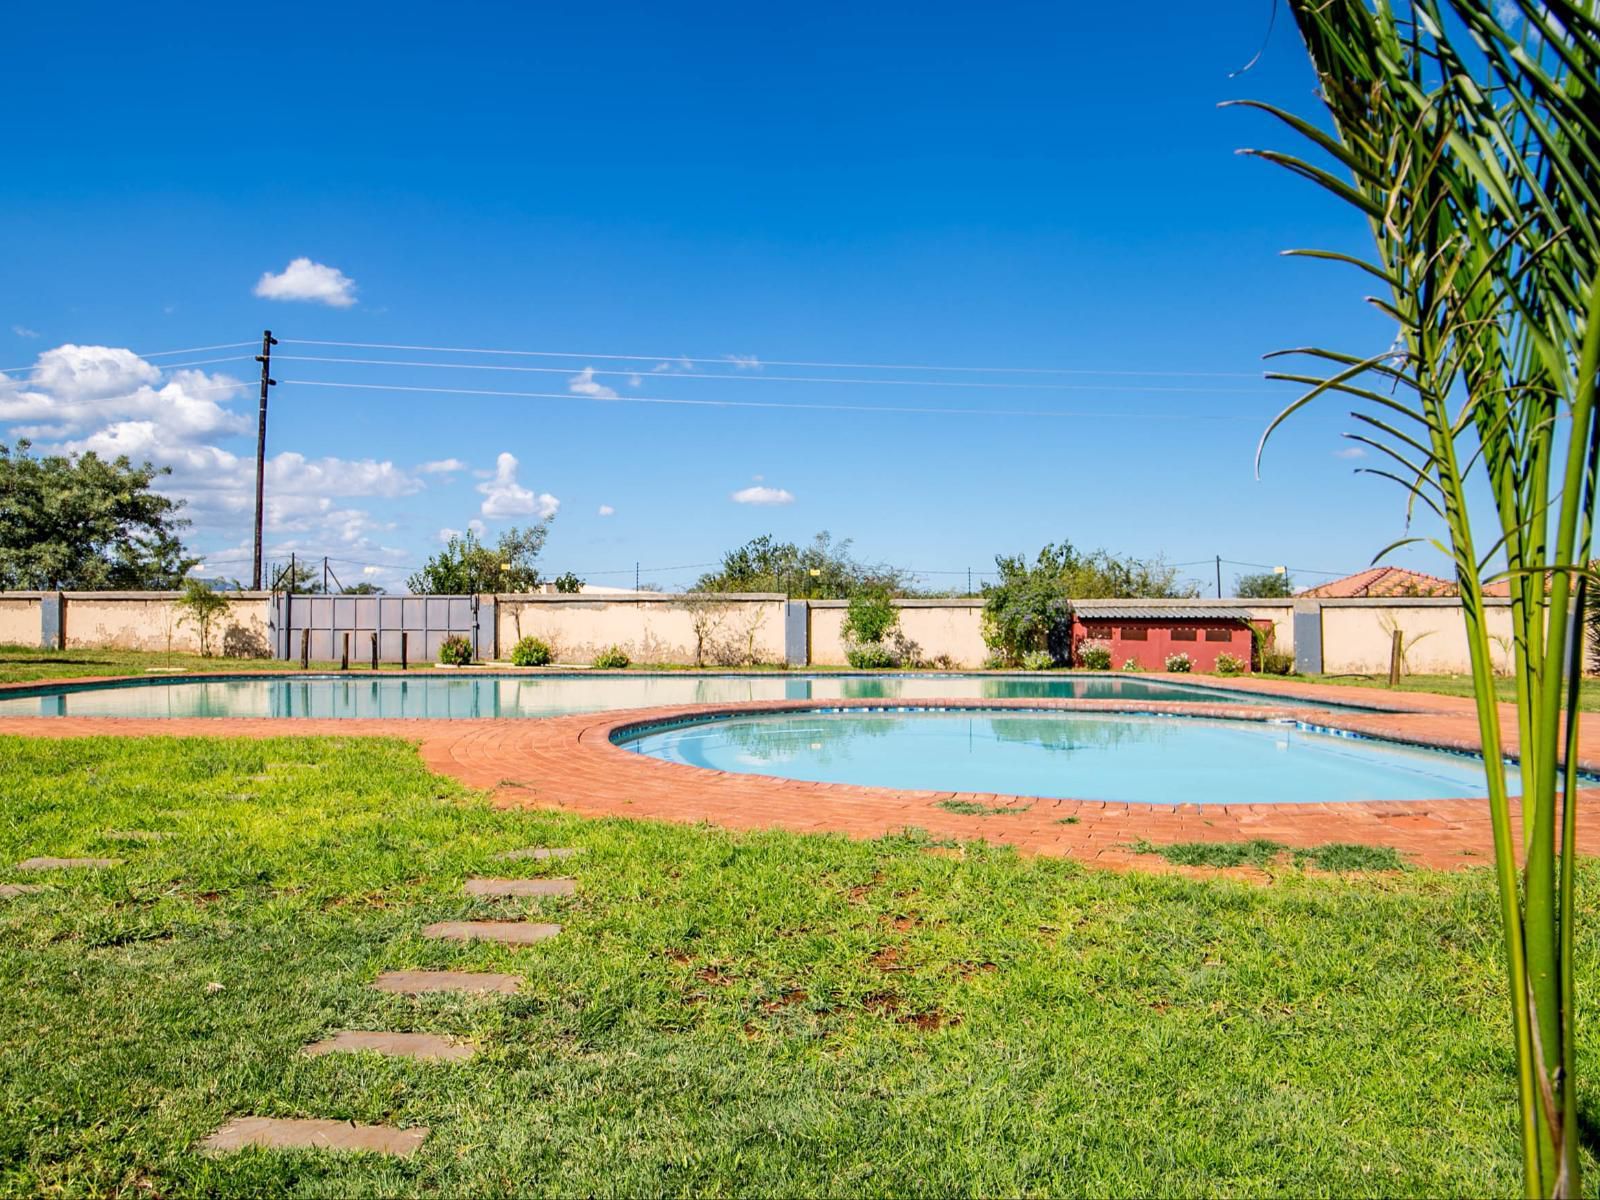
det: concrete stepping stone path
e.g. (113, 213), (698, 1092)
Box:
(495, 847), (582, 862)
(16, 857), (120, 870)
(372, 970), (521, 995)
(423, 920), (561, 945)
(303, 1031), (474, 1061)
(464, 877), (576, 898)
(0, 884), (45, 898)
(201, 1116), (428, 1157)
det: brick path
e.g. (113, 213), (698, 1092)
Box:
(3, 672), (1597, 871)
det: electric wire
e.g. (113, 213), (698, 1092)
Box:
(277, 337), (1262, 379)
(276, 378), (1264, 422)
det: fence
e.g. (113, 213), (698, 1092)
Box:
(0, 589), (1537, 674)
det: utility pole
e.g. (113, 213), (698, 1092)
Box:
(251, 330), (278, 590)
(635, 561), (640, 592)
(1215, 555), (1222, 599)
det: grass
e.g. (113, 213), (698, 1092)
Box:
(0, 737), (1595, 1196)
(1279, 670), (1600, 711)
(934, 799), (1033, 816)
(1129, 838), (1407, 873)
(0, 645), (423, 686)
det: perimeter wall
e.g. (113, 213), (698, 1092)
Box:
(0, 590), (1534, 674)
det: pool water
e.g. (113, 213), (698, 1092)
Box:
(0, 672), (1352, 720)
(615, 709), (1514, 805)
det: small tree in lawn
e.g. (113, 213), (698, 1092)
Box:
(175, 578), (229, 657)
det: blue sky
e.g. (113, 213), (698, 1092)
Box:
(1, 1), (1425, 594)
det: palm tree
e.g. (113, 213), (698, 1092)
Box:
(1235, 2), (1599, 1193)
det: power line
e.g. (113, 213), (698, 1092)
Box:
(277, 378), (1265, 423)
(277, 337), (1262, 380)
(0, 341), (258, 375)
(269, 353), (1268, 396)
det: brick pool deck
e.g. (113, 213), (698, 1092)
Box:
(2, 671), (1598, 871)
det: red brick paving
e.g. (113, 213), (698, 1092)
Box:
(2, 671), (1597, 872)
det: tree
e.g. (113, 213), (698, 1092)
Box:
(342, 582), (385, 595)
(270, 560), (325, 593)
(406, 523), (550, 594)
(1242, 4), (1599, 1190)
(695, 531), (904, 598)
(174, 578), (229, 656)
(1234, 571), (1293, 599)
(0, 440), (197, 590)
(553, 571), (584, 594)
(981, 542), (1195, 666)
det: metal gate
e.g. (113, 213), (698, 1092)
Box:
(271, 594), (495, 663)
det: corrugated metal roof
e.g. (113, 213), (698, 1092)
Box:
(1077, 607), (1251, 621)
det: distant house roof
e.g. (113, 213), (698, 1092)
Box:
(1299, 566), (1457, 598)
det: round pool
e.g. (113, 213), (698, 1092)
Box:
(613, 707), (1515, 806)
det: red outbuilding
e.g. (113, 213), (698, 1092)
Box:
(1072, 606), (1265, 673)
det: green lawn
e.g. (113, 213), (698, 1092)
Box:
(0, 736), (1592, 1196)
(1293, 671), (1600, 711)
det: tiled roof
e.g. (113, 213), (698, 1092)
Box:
(1078, 606), (1254, 620)
(1299, 566), (1458, 598)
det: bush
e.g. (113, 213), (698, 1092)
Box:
(593, 645), (631, 669)
(1020, 649), (1056, 671)
(1076, 641), (1112, 671)
(982, 653), (1007, 670)
(842, 588), (899, 646)
(510, 636), (552, 667)
(1261, 649), (1296, 675)
(1213, 652), (1246, 676)
(1120, 657), (1144, 672)
(438, 634), (474, 666)
(845, 643), (898, 669)
(1164, 652), (1193, 673)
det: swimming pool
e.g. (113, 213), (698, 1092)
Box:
(614, 707), (1513, 805)
(0, 672), (1365, 720)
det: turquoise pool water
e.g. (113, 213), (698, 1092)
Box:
(614, 708), (1512, 805)
(0, 672), (1358, 720)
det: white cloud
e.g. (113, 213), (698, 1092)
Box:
(419, 457), (467, 474)
(438, 526), (461, 543)
(731, 485), (795, 506)
(568, 366), (618, 400)
(477, 452), (559, 519)
(627, 374), (642, 388)
(468, 518), (486, 536)
(0, 342), (431, 571)
(11, 324), (39, 339)
(253, 257), (358, 307)
(1333, 445), (1367, 459)
(726, 354), (761, 370)
(597, 504), (615, 517)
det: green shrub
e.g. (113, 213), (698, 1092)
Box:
(1164, 652), (1193, 673)
(981, 653), (1007, 670)
(1120, 657), (1144, 672)
(842, 587), (899, 645)
(846, 644), (898, 669)
(1261, 649), (1296, 676)
(1213, 652), (1245, 676)
(1020, 649), (1056, 671)
(1076, 641), (1112, 671)
(510, 636), (552, 667)
(593, 645), (631, 669)
(438, 634), (474, 666)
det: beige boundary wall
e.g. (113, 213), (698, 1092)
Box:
(496, 593), (788, 666)
(0, 590), (1551, 674)
(1319, 597), (1517, 675)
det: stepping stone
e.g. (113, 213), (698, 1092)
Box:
(0, 884), (44, 898)
(16, 857), (120, 871)
(464, 877), (576, 898)
(495, 847), (582, 862)
(423, 920), (561, 945)
(200, 1116), (428, 1157)
(104, 830), (169, 843)
(302, 1031), (474, 1062)
(372, 970), (521, 995)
